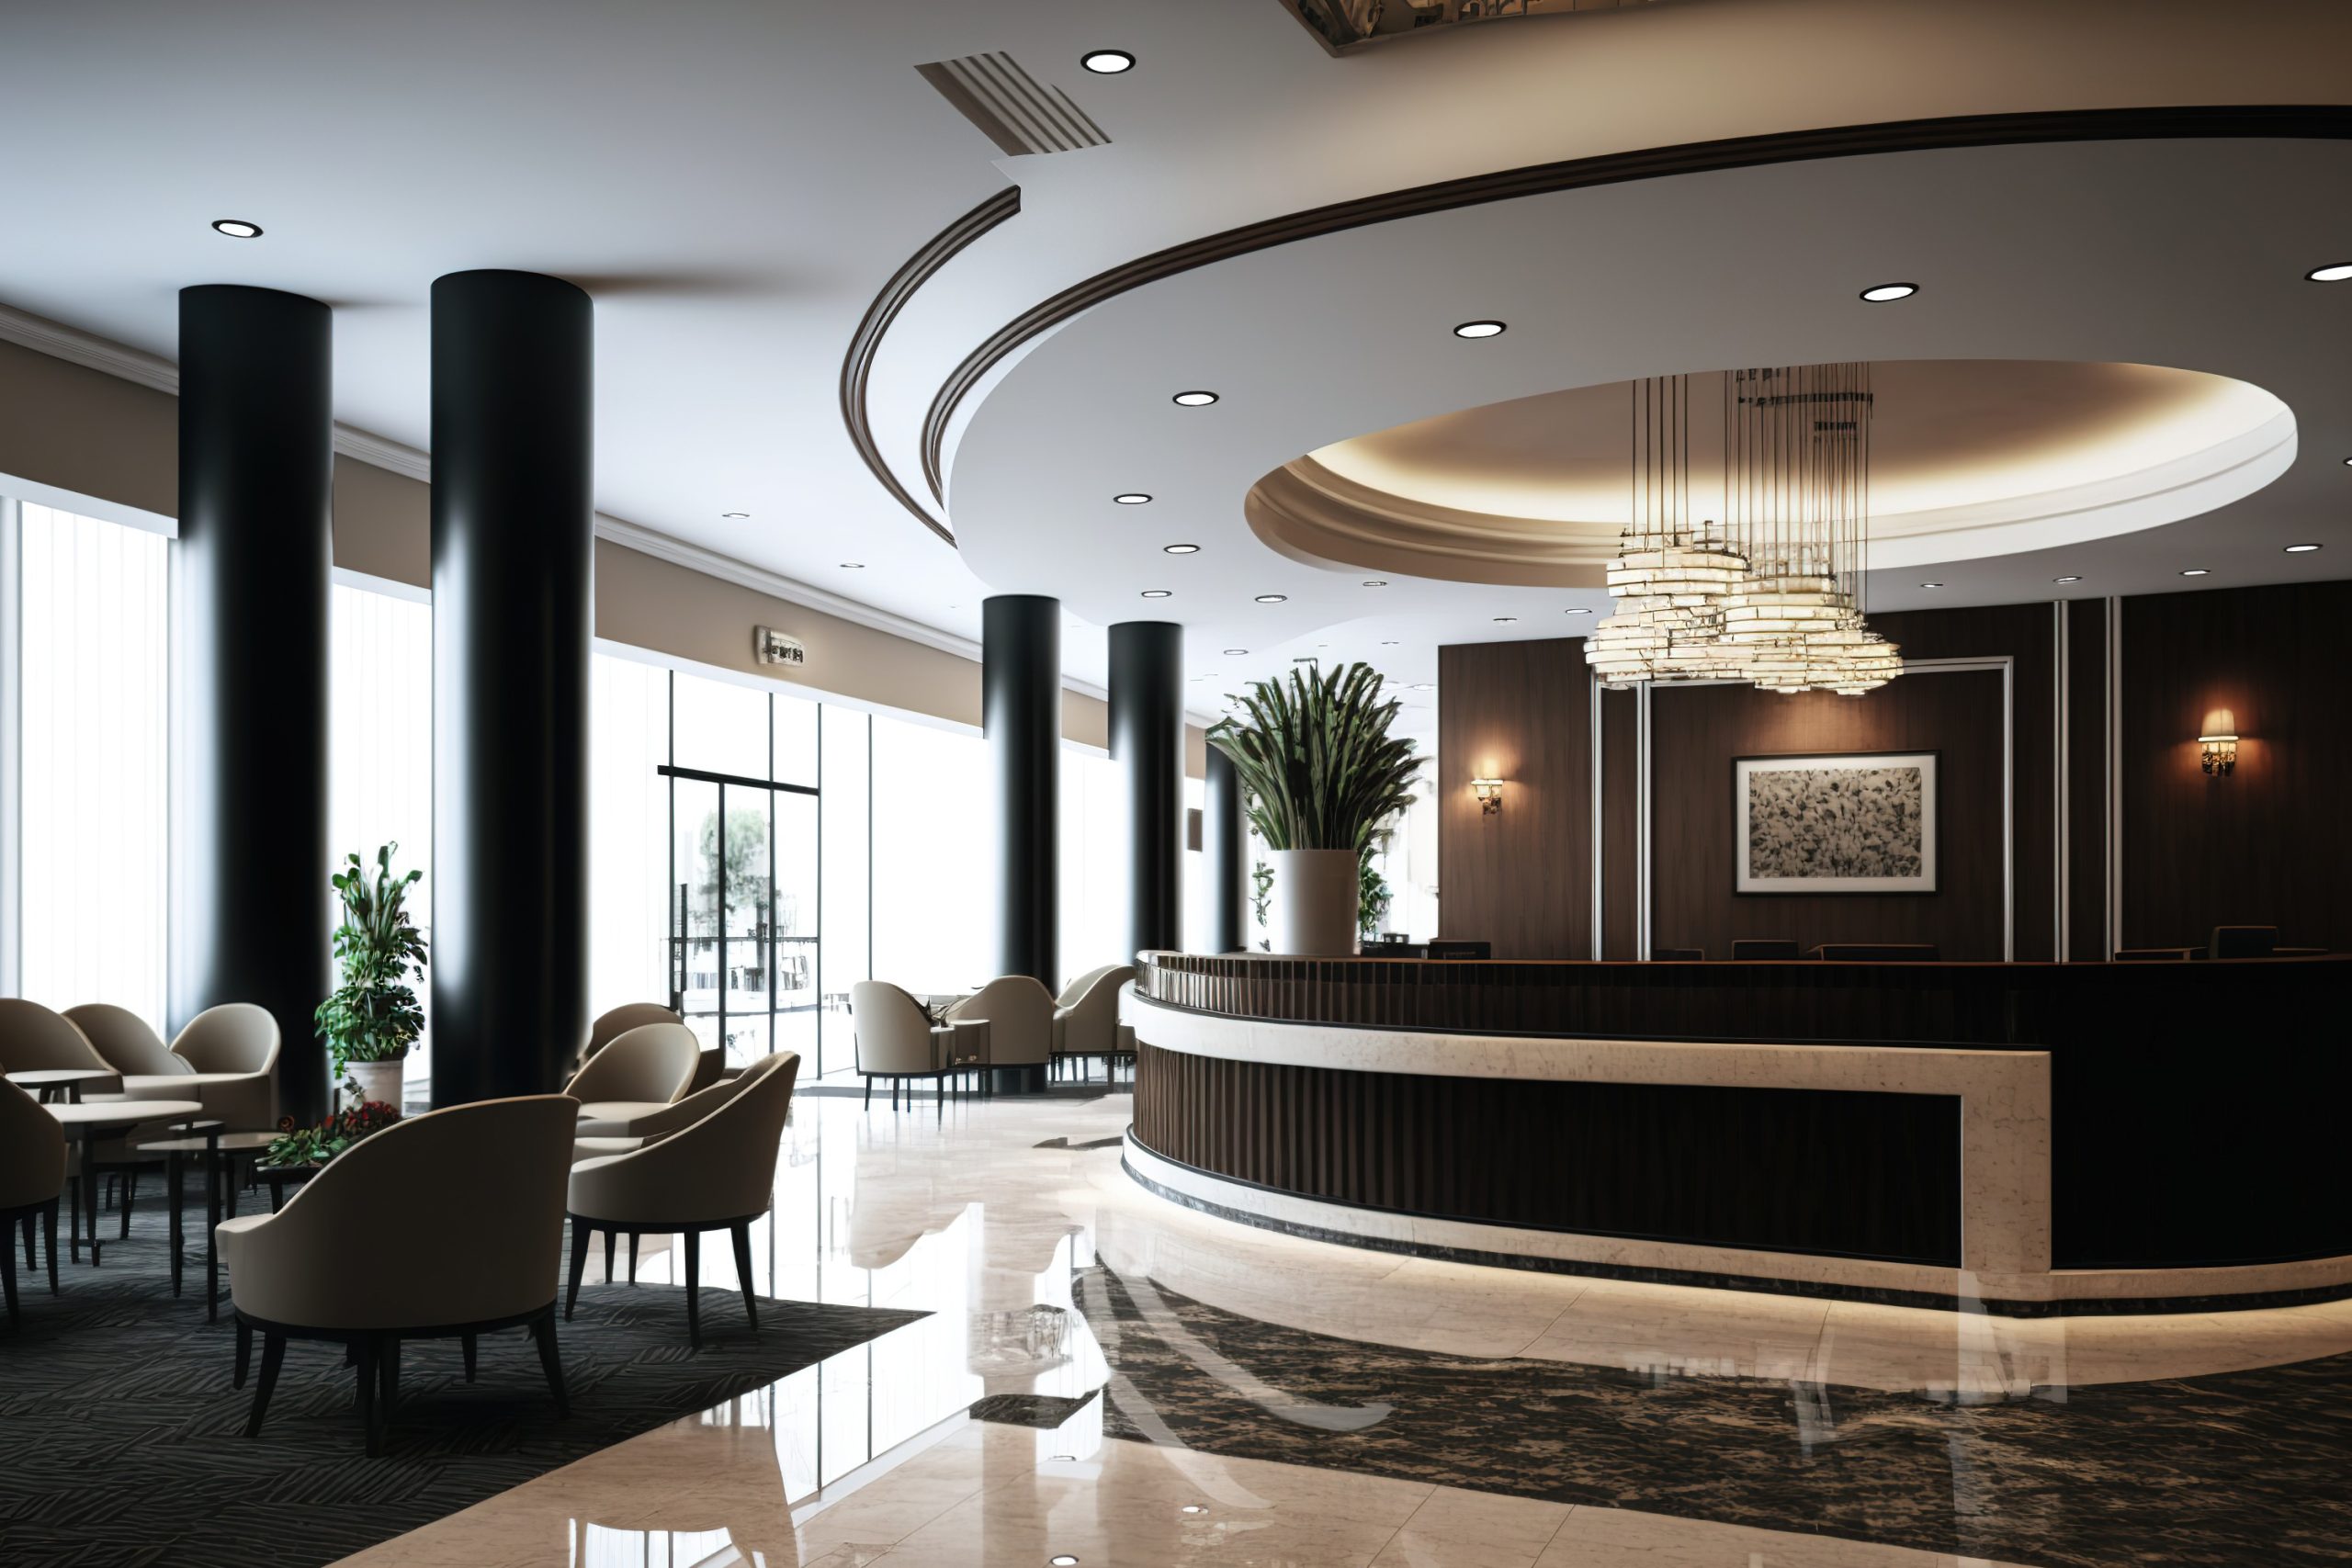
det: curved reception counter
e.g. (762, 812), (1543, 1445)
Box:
(1125, 953), (2351, 1315)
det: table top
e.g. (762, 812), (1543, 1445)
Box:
(47, 1099), (205, 1127)
(6, 1067), (116, 1087)
(139, 1130), (277, 1155)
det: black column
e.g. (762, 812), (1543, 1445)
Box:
(1204, 745), (1247, 953)
(430, 271), (593, 1106)
(174, 285), (334, 1122)
(983, 595), (1060, 986)
(1110, 621), (1184, 960)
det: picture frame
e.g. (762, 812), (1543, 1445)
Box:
(1733, 750), (1939, 895)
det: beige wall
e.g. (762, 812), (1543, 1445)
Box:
(0, 334), (1206, 765)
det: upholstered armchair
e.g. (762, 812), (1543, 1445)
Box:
(566, 1051), (800, 1348)
(944, 976), (1055, 1069)
(152, 1003), (281, 1129)
(1051, 964), (1135, 1081)
(215, 1095), (578, 1454)
(1, 1079), (66, 1325)
(849, 982), (954, 1112)
(0, 998), (122, 1095)
(580, 1002), (682, 1066)
(563, 1022), (701, 1135)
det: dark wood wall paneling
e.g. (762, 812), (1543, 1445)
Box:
(1600, 686), (1639, 959)
(1436, 638), (1591, 958)
(2119, 582), (2352, 954)
(2063, 599), (2110, 962)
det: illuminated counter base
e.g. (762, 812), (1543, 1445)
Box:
(1125, 994), (2352, 1316)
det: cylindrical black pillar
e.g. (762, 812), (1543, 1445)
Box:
(174, 285), (334, 1122)
(1204, 745), (1247, 953)
(430, 271), (593, 1106)
(983, 595), (1060, 986)
(1110, 621), (1184, 960)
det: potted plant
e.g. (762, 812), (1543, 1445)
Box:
(316, 844), (428, 1111)
(1208, 662), (1419, 955)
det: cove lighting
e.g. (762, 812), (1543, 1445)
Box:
(1163, 543), (1199, 554)
(1080, 49), (1135, 73)
(1453, 320), (1506, 339)
(2180, 568), (2210, 577)
(1254, 593), (1287, 604)
(1140, 589), (1172, 598)
(210, 218), (263, 238)
(2053, 575), (2082, 583)
(1172, 389), (1219, 407)
(2305, 263), (2352, 282)
(1860, 282), (1917, 302)
(2285, 543), (2323, 553)
(1222, 647), (1248, 655)
(1114, 492), (1152, 504)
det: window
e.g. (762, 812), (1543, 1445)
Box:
(869, 714), (990, 996)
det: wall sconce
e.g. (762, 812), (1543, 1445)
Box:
(2199, 709), (2238, 775)
(1471, 777), (1505, 815)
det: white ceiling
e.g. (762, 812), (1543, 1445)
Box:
(2, 0), (2346, 722)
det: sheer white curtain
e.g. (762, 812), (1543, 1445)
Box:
(588, 651), (672, 1025)
(17, 502), (169, 1025)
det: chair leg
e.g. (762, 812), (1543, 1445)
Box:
(119, 1167), (137, 1240)
(234, 1316), (253, 1388)
(628, 1232), (639, 1283)
(42, 1201), (57, 1296)
(20, 1213), (32, 1271)
(566, 1219), (592, 1320)
(533, 1310), (571, 1417)
(684, 1229), (702, 1349)
(3, 1229), (17, 1326)
(864, 1076), (872, 1109)
(356, 1337), (381, 1456)
(462, 1333), (478, 1382)
(244, 1332), (286, 1438)
(730, 1219), (759, 1333)
(603, 1228), (616, 1285)
(378, 1336), (401, 1437)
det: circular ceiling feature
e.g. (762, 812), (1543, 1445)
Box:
(1080, 50), (1134, 73)
(1253, 592), (1286, 603)
(1453, 321), (1506, 339)
(2285, 542), (2322, 553)
(2305, 263), (2352, 282)
(210, 218), (262, 238)
(1163, 543), (1199, 554)
(1172, 390), (1218, 407)
(1860, 281), (1918, 301)
(1114, 492), (1152, 504)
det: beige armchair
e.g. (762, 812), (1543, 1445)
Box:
(580, 1002), (682, 1066)
(139, 1003), (280, 1130)
(569, 1067), (769, 1283)
(215, 1095), (578, 1454)
(2, 1079), (66, 1325)
(944, 976), (1055, 1070)
(849, 982), (954, 1114)
(566, 1051), (800, 1348)
(563, 1022), (700, 1135)
(1051, 964), (1135, 1082)
(0, 998), (122, 1094)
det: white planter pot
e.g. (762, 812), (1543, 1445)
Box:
(345, 1058), (406, 1112)
(1268, 849), (1361, 956)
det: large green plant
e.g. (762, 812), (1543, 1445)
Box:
(315, 844), (429, 1089)
(1207, 662), (1419, 852)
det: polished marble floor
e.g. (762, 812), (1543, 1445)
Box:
(335, 1082), (2352, 1567)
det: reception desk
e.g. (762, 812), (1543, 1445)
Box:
(1125, 953), (2350, 1314)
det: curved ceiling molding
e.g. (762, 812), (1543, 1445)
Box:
(836, 184), (1021, 547)
(921, 104), (2352, 502)
(1247, 459), (1614, 588)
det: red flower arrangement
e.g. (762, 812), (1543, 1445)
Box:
(265, 1100), (402, 1168)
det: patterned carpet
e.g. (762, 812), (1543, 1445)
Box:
(1081, 1267), (2352, 1567)
(0, 1187), (923, 1568)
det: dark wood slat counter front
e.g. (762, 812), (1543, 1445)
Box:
(1124, 953), (2350, 1315)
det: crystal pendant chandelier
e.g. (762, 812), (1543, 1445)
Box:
(1587, 374), (1747, 688)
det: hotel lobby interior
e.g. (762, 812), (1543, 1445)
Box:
(2, 3), (2348, 1565)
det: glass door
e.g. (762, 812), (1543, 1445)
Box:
(664, 762), (819, 1069)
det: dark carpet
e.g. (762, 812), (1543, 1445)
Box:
(0, 1189), (924, 1568)
(1080, 1267), (2352, 1568)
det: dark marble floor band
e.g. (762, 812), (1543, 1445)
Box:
(1122, 1147), (2352, 1319)
(1080, 1265), (2352, 1568)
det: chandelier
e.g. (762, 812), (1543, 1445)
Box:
(1587, 363), (1899, 696)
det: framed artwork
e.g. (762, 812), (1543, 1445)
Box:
(1734, 750), (1938, 895)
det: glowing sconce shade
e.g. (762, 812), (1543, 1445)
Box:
(1471, 776), (1505, 815)
(2199, 709), (2238, 775)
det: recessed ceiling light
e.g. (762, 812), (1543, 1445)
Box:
(2304, 263), (2352, 282)
(1453, 321), (1506, 339)
(1379, 639), (1399, 645)
(1860, 281), (1918, 302)
(1411, 682), (1433, 691)
(1254, 593), (1286, 604)
(1492, 615), (1518, 623)
(1050, 1557), (1081, 1567)
(1140, 589), (1172, 598)
(1080, 49), (1135, 73)
(1564, 607), (1593, 615)
(210, 218), (263, 239)
(840, 561), (865, 570)
(2284, 542), (2323, 553)
(1114, 492), (1152, 505)
(2341, 457), (2352, 466)
(1362, 580), (1388, 588)
(1181, 1505), (1208, 1515)
(1172, 390), (1218, 407)
(2179, 568), (2210, 577)
(1222, 647), (1248, 655)
(2052, 575), (2081, 583)
(721, 511), (750, 519)
(1163, 543), (1199, 555)
(1292, 656), (1317, 663)
(1918, 581), (1943, 589)
(1049, 1454), (1075, 1462)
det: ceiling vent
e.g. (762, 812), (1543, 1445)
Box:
(916, 51), (1111, 157)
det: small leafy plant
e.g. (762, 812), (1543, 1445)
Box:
(266, 1100), (401, 1168)
(1250, 860), (1274, 952)
(1357, 846), (1393, 941)
(316, 844), (429, 1098)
